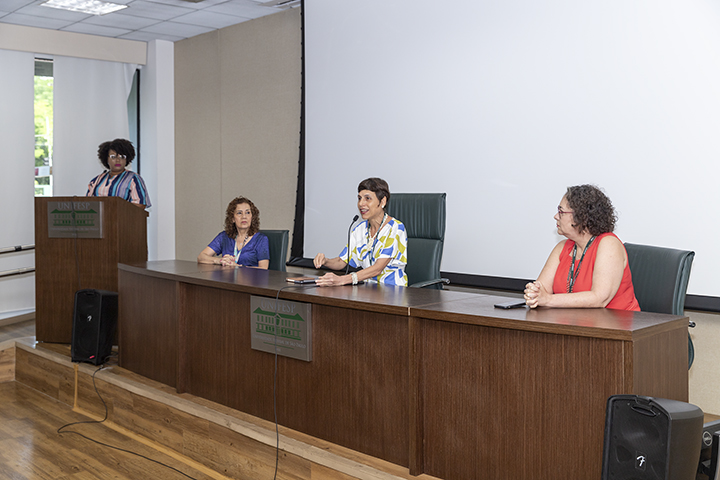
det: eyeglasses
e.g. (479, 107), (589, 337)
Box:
(109, 154), (127, 160)
(557, 206), (574, 216)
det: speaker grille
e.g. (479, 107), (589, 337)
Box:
(602, 395), (703, 480)
(71, 289), (118, 365)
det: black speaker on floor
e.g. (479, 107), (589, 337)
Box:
(602, 395), (704, 480)
(71, 289), (118, 365)
(697, 420), (720, 480)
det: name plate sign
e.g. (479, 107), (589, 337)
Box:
(250, 296), (312, 362)
(47, 201), (103, 239)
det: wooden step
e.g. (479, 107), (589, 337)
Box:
(3, 337), (441, 480)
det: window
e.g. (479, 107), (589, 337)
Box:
(34, 58), (54, 197)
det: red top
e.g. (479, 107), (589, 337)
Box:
(552, 232), (640, 311)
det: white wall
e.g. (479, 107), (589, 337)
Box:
(0, 27), (173, 314)
(0, 49), (35, 317)
(141, 40), (175, 261)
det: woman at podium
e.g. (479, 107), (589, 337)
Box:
(86, 138), (151, 208)
(197, 196), (270, 269)
(523, 184), (639, 311)
(313, 177), (408, 286)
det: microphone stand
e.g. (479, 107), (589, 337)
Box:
(344, 215), (359, 275)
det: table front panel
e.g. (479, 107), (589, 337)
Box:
(118, 270), (178, 387)
(416, 317), (626, 480)
(181, 284), (410, 467)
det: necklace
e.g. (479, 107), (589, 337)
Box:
(367, 212), (388, 266)
(234, 234), (249, 263)
(369, 213), (388, 241)
(566, 236), (596, 293)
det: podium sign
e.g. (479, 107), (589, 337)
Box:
(36, 196), (147, 343)
(250, 296), (312, 361)
(47, 200), (103, 238)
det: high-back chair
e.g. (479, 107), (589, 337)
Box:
(260, 229), (289, 272)
(624, 243), (695, 368)
(385, 193), (449, 289)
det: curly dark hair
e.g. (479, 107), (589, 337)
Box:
(224, 196), (260, 238)
(565, 185), (616, 235)
(97, 138), (136, 169)
(357, 177), (391, 209)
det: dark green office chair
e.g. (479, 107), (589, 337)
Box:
(260, 230), (289, 272)
(624, 243), (695, 368)
(386, 193), (449, 289)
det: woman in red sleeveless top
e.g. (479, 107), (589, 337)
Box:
(524, 185), (640, 311)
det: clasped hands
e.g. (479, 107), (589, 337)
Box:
(523, 281), (546, 308)
(219, 254), (239, 267)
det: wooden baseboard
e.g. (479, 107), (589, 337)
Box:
(0, 311), (34, 328)
(9, 339), (440, 480)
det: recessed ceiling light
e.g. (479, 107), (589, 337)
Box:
(41, 0), (128, 16)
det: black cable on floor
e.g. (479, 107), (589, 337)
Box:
(57, 363), (199, 480)
(272, 283), (318, 480)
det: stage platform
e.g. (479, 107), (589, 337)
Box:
(0, 337), (442, 480)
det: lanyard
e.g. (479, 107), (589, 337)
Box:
(566, 236), (596, 293)
(234, 235), (249, 263)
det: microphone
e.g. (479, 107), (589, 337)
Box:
(344, 215), (359, 275)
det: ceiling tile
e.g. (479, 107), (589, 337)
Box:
(0, 0), (38, 11)
(141, 0), (229, 9)
(172, 10), (249, 29)
(140, 20), (213, 37)
(61, 22), (132, 37)
(206, 2), (275, 19)
(121, 0), (194, 21)
(0, 0), (283, 42)
(119, 29), (183, 42)
(83, 11), (160, 29)
(16, 3), (92, 21)
(1, 12), (74, 29)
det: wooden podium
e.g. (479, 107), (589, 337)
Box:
(35, 196), (148, 343)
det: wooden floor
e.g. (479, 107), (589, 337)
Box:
(1, 319), (443, 480)
(0, 381), (213, 479)
(0, 319), (214, 480)
(0, 319), (34, 344)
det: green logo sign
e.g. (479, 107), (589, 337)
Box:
(47, 201), (104, 238)
(250, 296), (312, 361)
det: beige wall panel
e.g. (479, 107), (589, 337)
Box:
(218, 8), (301, 257)
(175, 31), (224, 261)
(688, 309), (720, 415)
(175, 9), (301, 264)
(0, 24), (146, 64)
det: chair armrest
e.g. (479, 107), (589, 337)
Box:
(410, 278), (450, 289)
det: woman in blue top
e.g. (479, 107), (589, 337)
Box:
(197, 196), (270, 268)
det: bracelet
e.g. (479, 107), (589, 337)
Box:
(351, 272), (358, 285)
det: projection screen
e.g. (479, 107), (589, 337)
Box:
(303, 0), (720, 298)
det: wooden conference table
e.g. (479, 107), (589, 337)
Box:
(117, 261), (689, 480)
